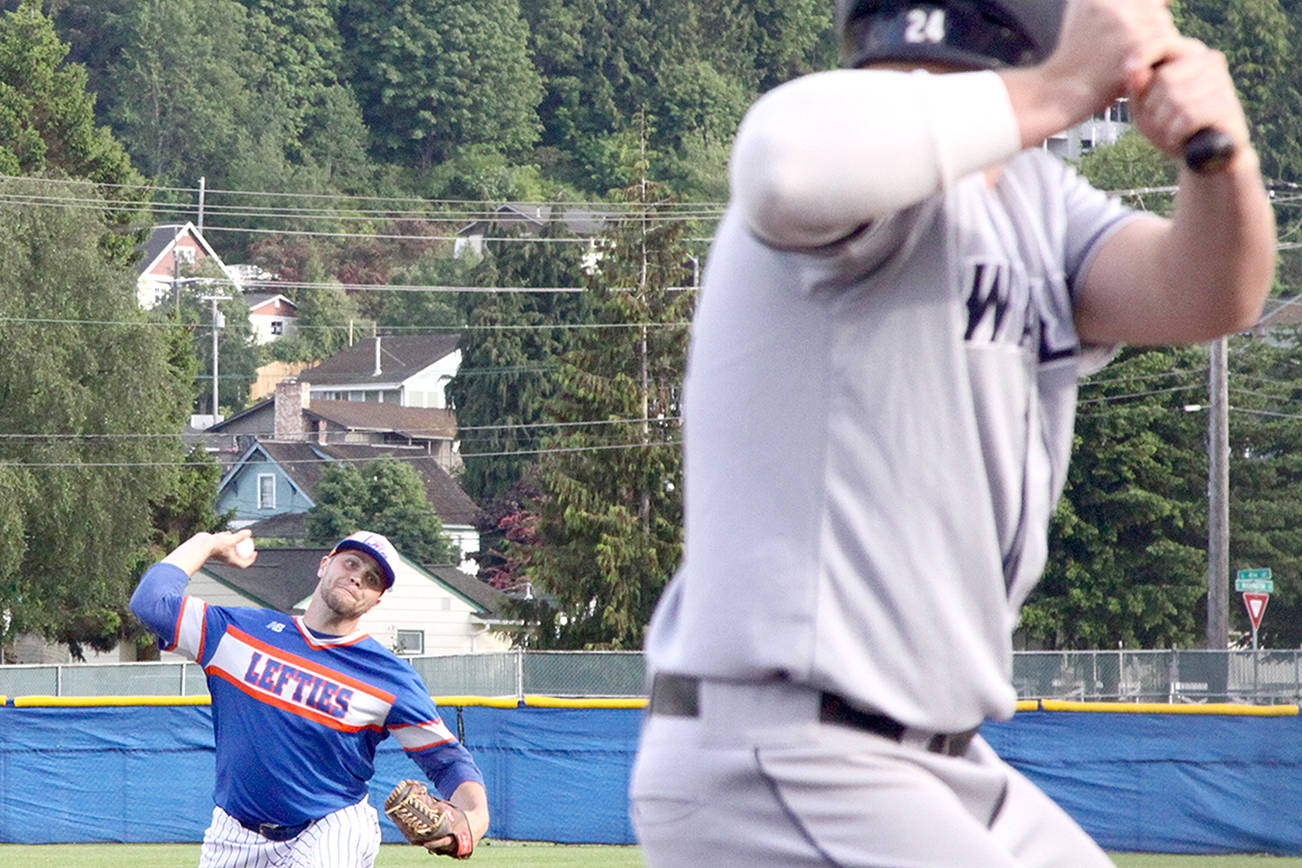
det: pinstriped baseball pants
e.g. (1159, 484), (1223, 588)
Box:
(198, 798), (381, 868)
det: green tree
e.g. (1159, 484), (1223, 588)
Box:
(339, 0), (543, 168)
(172, 279), (260, 416)
(305, 457), (457, 565)
(1221, 335), (1302, 647)
(446, 218), (590, 503)
(1175, 0), (1302, 182)
(101, 0), (255, 186)
(522, 0), (832, 196)
(99, 0), (370, 207)
(228, 0), (371, 194)
(519, 160), (691, 649)
(0, 178), (192, 657)
(0, 0), (147, 265)
(1024, 346), (1211, 648)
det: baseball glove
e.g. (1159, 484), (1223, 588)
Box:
(384, 779), (474, 859)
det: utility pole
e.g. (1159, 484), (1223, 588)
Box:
(197, 176), (207, 233)
(201, 293), (231, 423)
(1207, 335), (1229, 650)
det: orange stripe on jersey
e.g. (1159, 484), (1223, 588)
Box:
(225, 626), (396, 705)
(203, 625), (398, 731)
(206, 666), (377, 733)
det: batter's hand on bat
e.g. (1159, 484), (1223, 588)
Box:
(1041, 0), (1180, 123)
(1129, 37), (1250, 170)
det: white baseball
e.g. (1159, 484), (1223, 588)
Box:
(235, 538), (255, 559)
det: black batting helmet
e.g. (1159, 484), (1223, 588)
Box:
(838, 0), (1063, 70)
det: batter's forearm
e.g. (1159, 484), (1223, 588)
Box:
(1075, 152), (1274, 346)
(1163, 149), (1275, 334)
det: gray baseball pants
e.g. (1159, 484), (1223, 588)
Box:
(630, 678), (1115, 867)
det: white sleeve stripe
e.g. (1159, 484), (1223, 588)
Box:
(169, 596), (207, 662)
(390, 719), (456, 750)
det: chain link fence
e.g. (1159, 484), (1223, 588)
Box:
(4, 650), (1302, 703)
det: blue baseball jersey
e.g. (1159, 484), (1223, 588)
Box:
(130, 562), (484, 827)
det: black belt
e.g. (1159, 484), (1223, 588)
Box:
(649, 674), (976, 758)
(237, 817), (313, 842)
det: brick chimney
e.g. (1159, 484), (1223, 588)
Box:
(274, 378), (311, 440)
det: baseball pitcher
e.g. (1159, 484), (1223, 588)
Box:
(131, 530), (489, 865)
(630, 0), (1275, 865)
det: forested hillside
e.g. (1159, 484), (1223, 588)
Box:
(5, 0), (1302, 653)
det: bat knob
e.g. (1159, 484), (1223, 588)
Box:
(1184, 128), (1236, 174)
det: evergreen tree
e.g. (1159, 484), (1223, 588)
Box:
(1175, 0), (1302, 181)
(520, 147), (691, 648)
(447, 217), (589, 504)
(1221, 334), (1302, 646)
(305, 457), (458, 565)
(1024, 345), (1211, 648)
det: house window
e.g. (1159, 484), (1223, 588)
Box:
(395, 630), (424, 655)
(270, 321), (283, 335)
(174, 247), (196, 265)
(257, 474), (276, 510)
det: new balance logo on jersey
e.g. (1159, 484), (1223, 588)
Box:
(963, 260), (1075, 363)
(266, 622), (287, 632)
(244, 651), (353, 718)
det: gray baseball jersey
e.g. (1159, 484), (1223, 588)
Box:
(645, 149), (1137, 733)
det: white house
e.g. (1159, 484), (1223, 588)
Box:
(134, 222), (244, 309)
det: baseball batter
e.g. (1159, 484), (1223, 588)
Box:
(130, 529), (489, 866)
(630, 1), (1275, 865)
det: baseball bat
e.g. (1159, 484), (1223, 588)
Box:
(1184, 127), (1235, 174)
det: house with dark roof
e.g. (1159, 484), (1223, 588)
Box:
(210, 378), (460, 472)
(186, 546), (514, 655)
(215, 437), (482, 573)
(298, 333), (461, 409)
(134, 222), (243, 309)
(453, 202), (612, 259)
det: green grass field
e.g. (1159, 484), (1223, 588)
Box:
(2, 843), (1301, 867)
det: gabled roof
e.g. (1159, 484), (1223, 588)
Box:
(228, 440), (481, 526)
(306, 400), (457, 440)
(426, 565), (510, 618)
(456, 203), (551, 237)
(243, 510), (309, 540)
(134, 221), (241, 287)
(245, 293), (299, 313)
(198, 548), (508, 619)
(199, 548), (325, 612)
(298, 334), (460, 387)
(455, 203), (612, 238)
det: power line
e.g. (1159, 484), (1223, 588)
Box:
(0, 438), (683, 469)
(0, 315), (689, 331)
(0, 415), (681, 441)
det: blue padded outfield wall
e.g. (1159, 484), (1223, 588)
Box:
(1, 699), (1301, 854)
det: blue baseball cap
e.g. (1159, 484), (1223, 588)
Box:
(331, 531), (399, 589)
